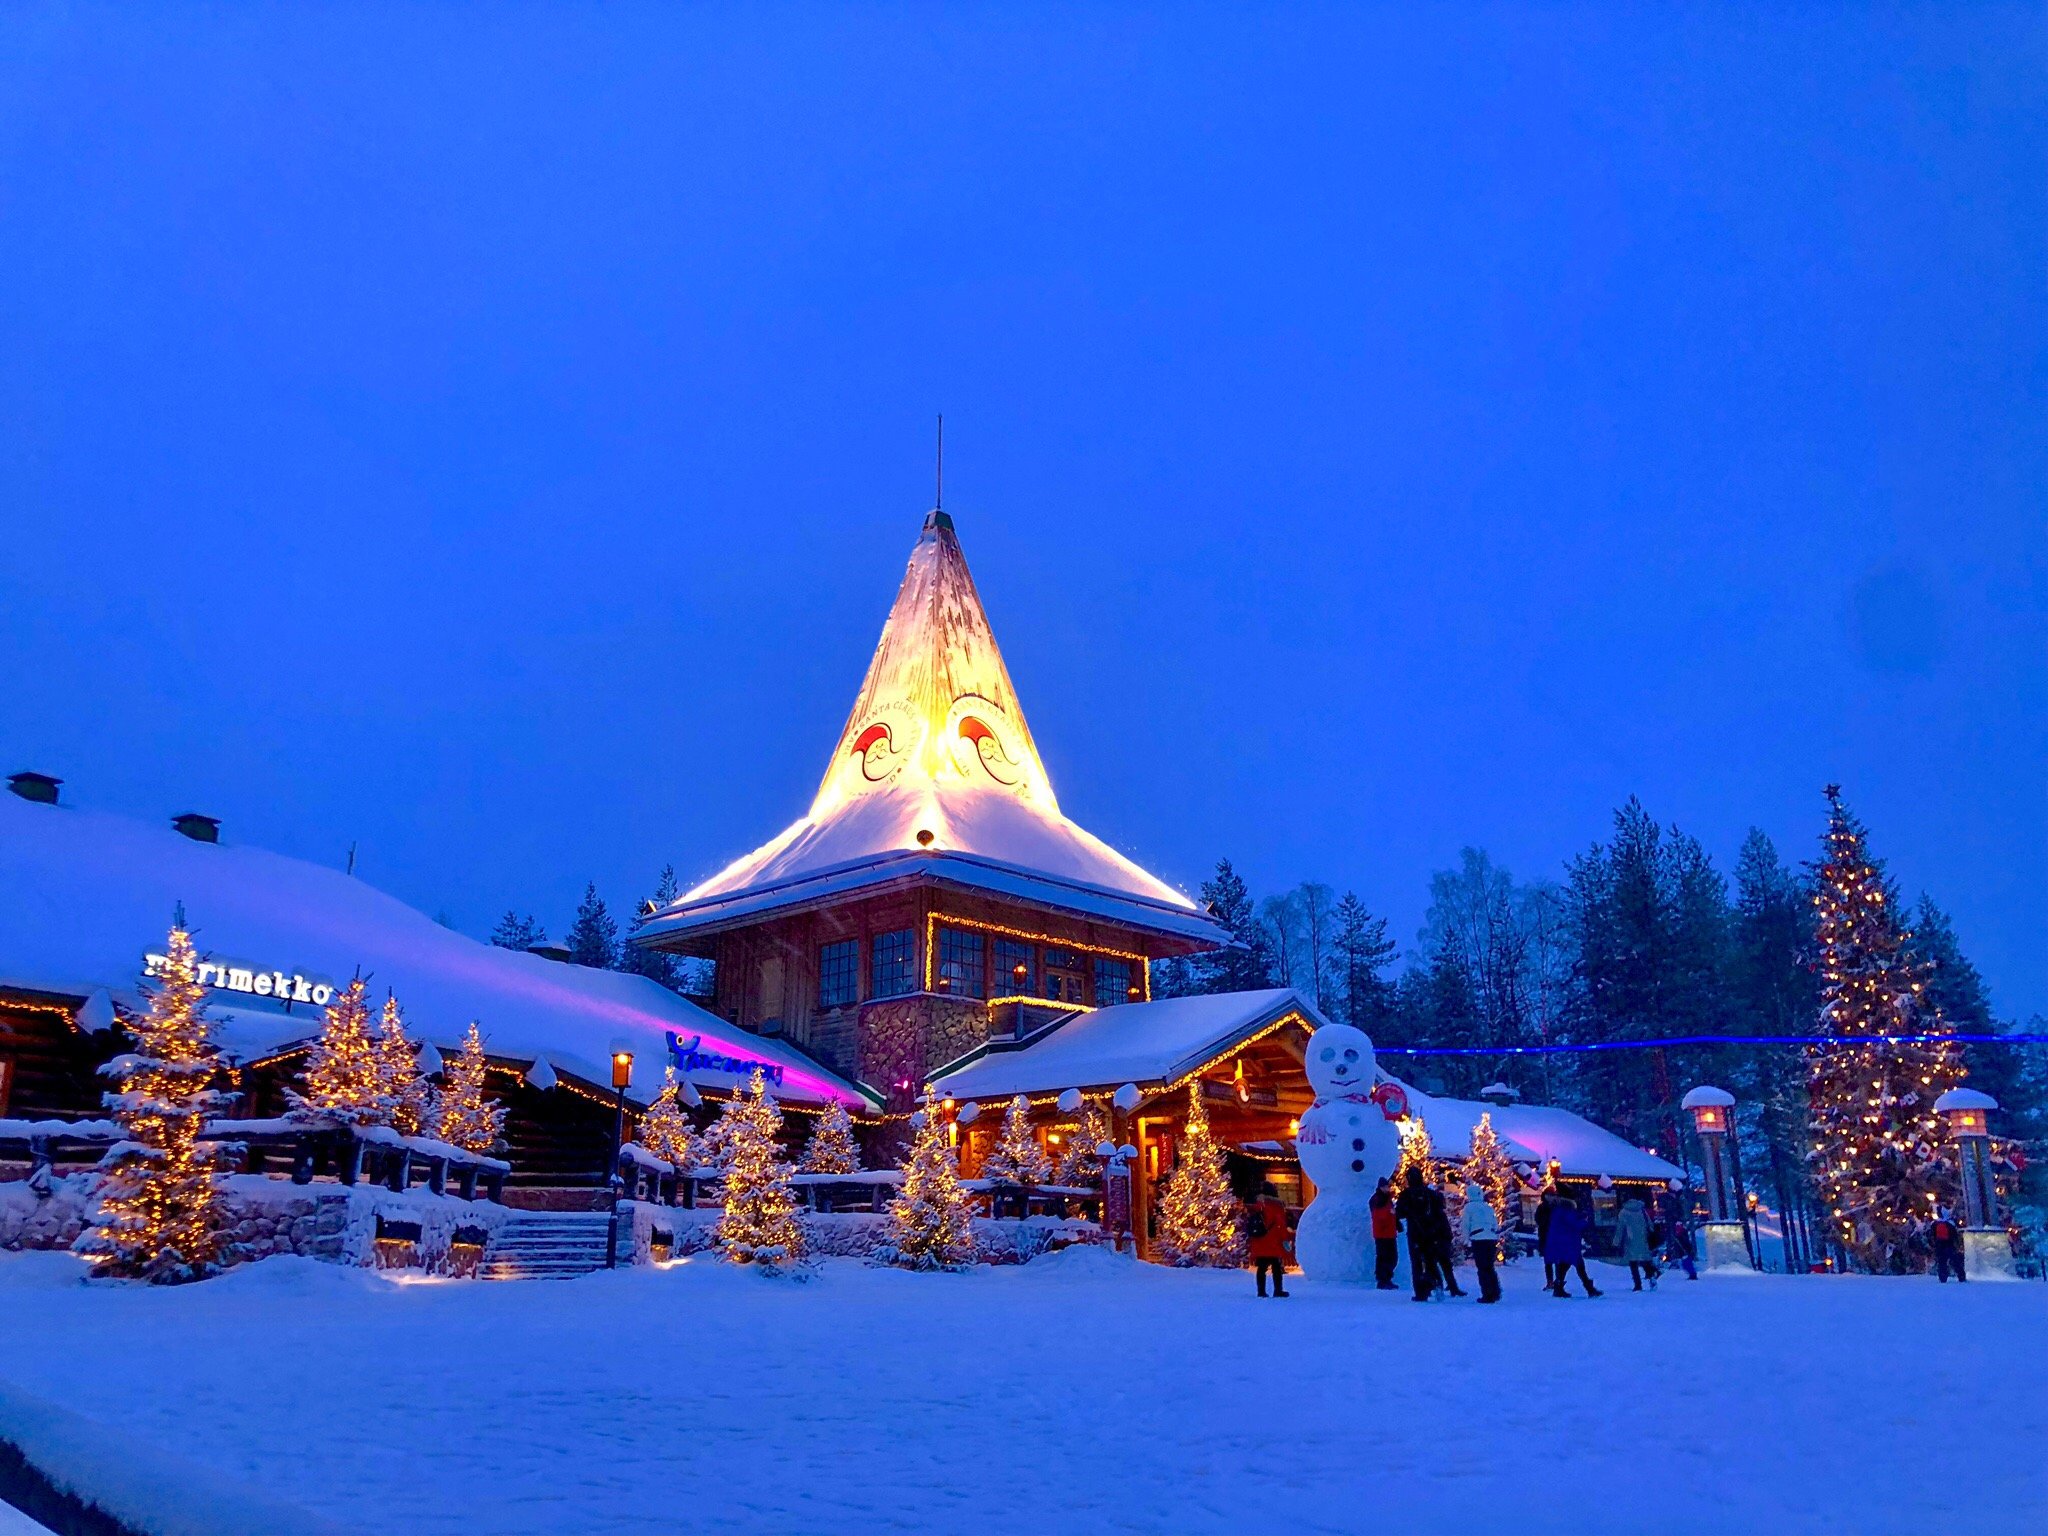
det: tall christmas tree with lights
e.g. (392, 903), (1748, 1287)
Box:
(1807, 785), (1963, 1271)
(431, 1021), (505, 1155)
(716, 1070), (805, 1266)
(1155, 1084), (1240, 1267)
(1465, 1112), (1520, 1237)
(374, 995), (435, 1137)
(291, 977), (395, 1126)
(799, 1099), (861, 1174)
(1051, 1101), (1111, 1187)
(887, 1087), (976, 1270)
(79, 923), (228, 1283)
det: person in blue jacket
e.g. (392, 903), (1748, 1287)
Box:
(1543, 1189), (1602, 1298)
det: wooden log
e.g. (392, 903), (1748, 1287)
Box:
(427, 1156), (447, 1196)
(457, 1163), (479, 1201)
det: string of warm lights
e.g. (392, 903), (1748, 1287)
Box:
(714, 1068), (805, 1264)
(921, 912), (1150, 999)
(1153, 1084), (1239, 1266)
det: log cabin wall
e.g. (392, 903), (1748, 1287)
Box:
(0, 990), (116, 1122)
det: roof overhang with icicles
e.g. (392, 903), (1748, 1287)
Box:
(638, 507), (1227, 951)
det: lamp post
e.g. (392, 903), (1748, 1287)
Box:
(1934, 1088), (2016, 1282)
(1681, 1085), (1750, 1271)
(605, 1051), (633, 1269)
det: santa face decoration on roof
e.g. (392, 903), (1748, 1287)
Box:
(945, 694), (1027, 789)
(840, 700), (923, 790)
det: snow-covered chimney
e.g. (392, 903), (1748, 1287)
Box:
(7, 771), (60, 805)
(172, 813), (220, 843)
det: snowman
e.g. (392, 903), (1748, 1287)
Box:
(1292, 1023), (1404, 1282)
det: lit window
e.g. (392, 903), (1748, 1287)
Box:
(994, 938), (1035, 995)
(818, 939), (859, 1009)
(1092, 957), (1133, 1006)
(871, 929), (916, 999)
(936, 925), (986, 999)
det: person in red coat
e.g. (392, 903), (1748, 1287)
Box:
(1369, 1177), (1400, 1290)
(1248, 1183), (1294, 1298)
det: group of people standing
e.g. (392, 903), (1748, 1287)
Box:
(1251, 1168), (1702, 1300)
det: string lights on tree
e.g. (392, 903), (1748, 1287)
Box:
(1051, 1101), (1111, 1187)
(1806, 785), (1964, 1271)
(374, 995), (435, 1138)
(431, 1022), (506, 1156)
(715, 1069), (805, 1267)
(1466, 1112), (1520, 1237)
(1155, 1084), (1240, 1267)
(78, 922), (228, 1283)
(638, 1065), (697, 1170)
(799, 1099), (862, 1175)
(980, 1094), (1048, 1186)
(291, 977), (396, 1125)
(887, 1087), (976, 1269)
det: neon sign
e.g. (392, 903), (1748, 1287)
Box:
(664, 1031), (785, 1087)
(144, 952), (334, 1007)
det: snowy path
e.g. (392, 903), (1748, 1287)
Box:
(0, 1249), (2041, 1535)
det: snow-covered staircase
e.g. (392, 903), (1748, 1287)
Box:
(481, 1210), (616, 1280)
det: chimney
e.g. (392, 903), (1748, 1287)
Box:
(7, 772), (61, 805)
(172, 813), (221, 844)
(1478, 1082), (1521, 1107)
(526, 942), (573, 964)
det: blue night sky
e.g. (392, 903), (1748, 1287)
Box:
(3, 7), (2042, 1014)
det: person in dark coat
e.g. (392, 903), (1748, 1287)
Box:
(1247, 1183), (1294, 1297)
(1930, 1208), (1965, 1283)
(1425, 1180), (1466, 1297)
(1535, 1184), (1557, 1291)
(1543, 1191), (1602, 1297)
(1369, 1177), (1400, 1289)
(1394, 1167), (1437, 1300)
(1657, 1182), (1697, 1280)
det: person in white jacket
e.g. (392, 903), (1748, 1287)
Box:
(1463, 1180), (1504, 1303)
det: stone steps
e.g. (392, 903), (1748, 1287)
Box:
(480, 1212), (616, 1280)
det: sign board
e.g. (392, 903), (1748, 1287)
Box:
(664, 1030), (785, 1088)
(144, 952), (335, 1008)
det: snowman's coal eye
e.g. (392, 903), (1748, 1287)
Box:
(1343, 1049), (1358, 1062)
(1319, 1047), (1334, 1061)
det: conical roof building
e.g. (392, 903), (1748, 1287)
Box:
(639, 508), (1223, 1104)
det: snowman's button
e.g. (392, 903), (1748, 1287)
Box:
(1351, 1138), (1364, 1151)
(1350, 1159), (1365, 1173)
(1347, 1115), (1360, 1127)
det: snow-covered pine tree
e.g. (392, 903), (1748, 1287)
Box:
(1465, 1112), (1520, 1237)
(979, 1094), (1047, 1185)
(291, 977), (396, 1125)
(1393, 1113), (1446, 1190)
(800, 1099), (861, 1174)
(1190, 859), (1275, 994)
(490, 912), (546, 950)
(566, 883), (620, 969)
(1332, 890), (1398, 1033)
(1807, 786), (1963, 1271)
(374, 995), (435, 1137)
(79, 923), (229, 1282)
(1051, 1101), (1111, 1186)
(431, 1022), (506, 1155)
(886, 1087), (976, 1269)
(1155, 1085), (1241, 1267)
(620, 867), (683, 990)
(639, 1066), (696, 1169)
(715, 1069), (804, 1266)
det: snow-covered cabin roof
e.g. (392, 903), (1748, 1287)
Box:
(929, 988), (1322, 1101)
(637, 510), (1225, 949)
(0, 794), (866, 1110)
(1399, 1088), (1685, 1183)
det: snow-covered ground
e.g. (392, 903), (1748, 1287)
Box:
(0, 1250), (2041, 1535)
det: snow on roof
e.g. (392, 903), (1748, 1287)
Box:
(639, 510), (1224, 948)
(1400, 1087), (1685, 1182)
(930, 989), (1322, 1101)
(0, 795), (865, 1109)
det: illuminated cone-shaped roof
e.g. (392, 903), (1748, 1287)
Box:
(653, 510), (1217, 943)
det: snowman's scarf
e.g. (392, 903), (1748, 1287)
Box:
(1295, 1090), (1385, 1145)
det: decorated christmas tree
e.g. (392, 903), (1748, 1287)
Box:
(716, 1070), (805, 1266)
(886, 1087), (977, 1270)
(1465, 1112), (1520, 1236)
(799, 1099), (861, 1174)
(1807, 785), (1963, 1271)
(1393, 1113), (1446, 1190)
(1051, 1101), (1111, 1186)
(291, 977), (395, 1125)
(638, 1065), (697, 1169)
(1155, 1085), (1240, 1267)
(79, 923), (228, 1283)
(979, 1094), (1048, 1185)
(431, 1021), (506, 1155)
(374, 995), (436, 1137)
